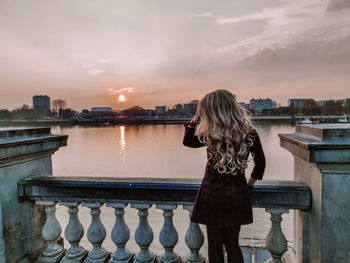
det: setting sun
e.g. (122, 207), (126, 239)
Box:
(118, 94), (126, 102)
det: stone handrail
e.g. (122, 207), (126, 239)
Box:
(18, 176), (310, 209)
(18, 176), (310, 263)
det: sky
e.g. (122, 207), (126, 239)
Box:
(1, 0), (350, 110)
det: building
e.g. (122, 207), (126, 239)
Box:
(32, 95), (50, 116)
(145, 109), (154, 117)
(316, 100), (328, 107)
(288, 99), (311, 109)
(250, 98), (275, 115)
(317, 98), (350, 108)
(155, 106), (166, 116)
(272, 101), (277, 109)
(166, 109), (179, 117)
(91, 107), (113, 112)
(238, 102), (250, 110)
(183, 103), (197, 117)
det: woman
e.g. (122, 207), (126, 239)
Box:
(183, 89), (265, 263)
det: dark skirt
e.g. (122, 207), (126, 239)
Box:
(190, 164), (253, 227)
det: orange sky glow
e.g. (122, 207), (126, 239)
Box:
(1, 0), (349, 111)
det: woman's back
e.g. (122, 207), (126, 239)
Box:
(182, 89), (266, 263)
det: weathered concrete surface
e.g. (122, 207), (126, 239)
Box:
(0, 201), (6, 263)
(17, 177), (310, 211)
(279, 124), (350, 263)
(0, 128), (67, 263)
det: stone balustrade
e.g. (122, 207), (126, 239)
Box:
(2, 125), (349, 263)
(18, 176), (310, 263)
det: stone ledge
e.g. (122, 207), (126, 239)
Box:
(279, 124), (350, 163)
(0, 128), (68, 166)
(18, 177), (311, 210)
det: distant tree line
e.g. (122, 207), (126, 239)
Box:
(0, 99), (72, 120)
(0, 104), (45, 120)
(265, 99), (350, 116)
(118, 106), (148, 118)
(1, 98), (349, 121)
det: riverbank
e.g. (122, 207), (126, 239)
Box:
(0, 116), (293, 126)
(0, 115), (348, 127)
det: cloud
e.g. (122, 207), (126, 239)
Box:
(108, 87), (135, 94)
(193, 12), (214, 18)
(216, 0), (331, 60)
(98, 58), (111, 63)
(88, 69), (104, 75)
(327, 0), (350, 11)
(216, 11), (272, 25)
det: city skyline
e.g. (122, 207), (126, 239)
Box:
(3, 94), (349, 114)
(1, 0), (350, 111)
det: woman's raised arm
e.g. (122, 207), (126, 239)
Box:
(249, 131), (266, 180)
(183, 122), (205, 148)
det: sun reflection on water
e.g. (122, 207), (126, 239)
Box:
(120, 125), (126, 158)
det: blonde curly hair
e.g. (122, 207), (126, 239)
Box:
(196, 89), (255, 175)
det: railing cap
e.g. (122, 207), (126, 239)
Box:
(279, 124), (350, 163)
(18, 176), (311, 210)
(0, 127), (67, 165)
(0, 127), (67, 145)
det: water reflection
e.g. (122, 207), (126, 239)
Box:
(120, 125), (126, 158)
(50, 123), (294, 180)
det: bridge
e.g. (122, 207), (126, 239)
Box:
(1, 123), (349, 263)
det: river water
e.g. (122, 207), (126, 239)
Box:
(46, 123), (295, 257)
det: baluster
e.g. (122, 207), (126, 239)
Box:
(130, 203), (156, 263)
(183, 205), (205, 263)
(156, 204), (180, 263)
(106, 202), (134, 263)
(36, 200), (65, 263)
(59, 202), (88, 263)
(82, 202), (110, 263)
(265, 208), (289, 263)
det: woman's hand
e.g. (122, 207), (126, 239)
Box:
(247, 177), (256, 187)
(192, 105), (201, 124)
(192, 115), (199, 124)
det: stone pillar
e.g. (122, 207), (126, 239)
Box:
(182, 205), (205, 263)
(279, 124), (350, 263)
(83, 202), (110, 263)
(156, 204), (180, 263)
(265, 208), (289, 263)
(131, 203), (156, 263)
(0, 128), (67, 263)
(106, 202), (133, 263)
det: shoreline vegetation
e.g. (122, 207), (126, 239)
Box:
(2, 98), (349, 127)
(0, 115), (348, 126)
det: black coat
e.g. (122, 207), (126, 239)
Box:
(183, 123), (266, 226)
